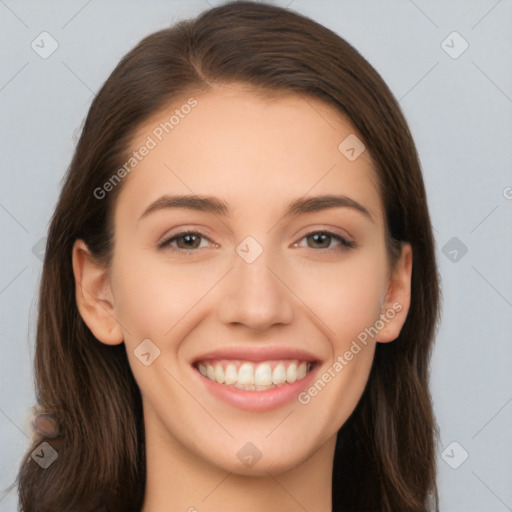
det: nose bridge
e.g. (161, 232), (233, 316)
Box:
(217, 234), (294, 329)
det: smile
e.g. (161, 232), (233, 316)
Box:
(194, 359), (315, 391)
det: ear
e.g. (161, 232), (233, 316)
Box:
(375, 242), (413, 343)
(71, 239), (124, 345)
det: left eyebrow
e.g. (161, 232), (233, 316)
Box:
(283, 194), (373, 222)
(138, 193), (374, 223)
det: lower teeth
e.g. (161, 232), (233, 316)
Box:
(233, 383), (278, 391)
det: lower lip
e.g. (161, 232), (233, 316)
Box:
(193, 363), (320, 412)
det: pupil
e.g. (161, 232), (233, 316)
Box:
(312, 233), (328, 248)
(183, 234), (198, 248)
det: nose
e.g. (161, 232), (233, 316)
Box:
(217, 243), (294, 331)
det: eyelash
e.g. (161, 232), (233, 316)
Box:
(158, 230), (356, 254)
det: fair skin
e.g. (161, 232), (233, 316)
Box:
(72, 83), (412, 512)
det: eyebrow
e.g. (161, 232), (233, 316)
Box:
(138, 193), (374, 222)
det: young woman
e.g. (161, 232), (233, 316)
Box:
(13, 2), (441, 511)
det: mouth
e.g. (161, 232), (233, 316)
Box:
(190, 347), (321, 411)
(193, 359), (317, 391)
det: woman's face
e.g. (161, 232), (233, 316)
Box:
(77, 83), (411, 475)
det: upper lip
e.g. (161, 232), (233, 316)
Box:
(191, 346), (320, 364)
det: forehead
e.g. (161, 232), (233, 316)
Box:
(115, 83), (384, 226)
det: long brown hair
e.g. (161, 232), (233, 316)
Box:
(11, 2), (441, 510)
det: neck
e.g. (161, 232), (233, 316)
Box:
(140, 405), (336, 512)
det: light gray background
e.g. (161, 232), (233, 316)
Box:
(1, 1), (511, 511)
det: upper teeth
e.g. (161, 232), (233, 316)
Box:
(196, 359), (312, 389)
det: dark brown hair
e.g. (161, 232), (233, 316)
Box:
(10, 2), (441, 510)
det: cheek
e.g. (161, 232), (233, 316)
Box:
(108, 251), (219, 391)
(110, 248), (200, 340)
(300, 254), (385, 424)
(295, 250), (388, 342)
(110, 245), (230, 353)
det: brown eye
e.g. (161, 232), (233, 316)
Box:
(159, 231), (212, 252)
(297, 231), (355, 252)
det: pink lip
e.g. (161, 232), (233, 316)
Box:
(195, 370), (318, 412)
(190, 346), (321, 411)
(192, 360), (320, 412)
(191, 346), (319, 364)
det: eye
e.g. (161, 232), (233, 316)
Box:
(158, 231), (215, 253)
(294, 230), (356, 252)
(158, 229), (356, 255)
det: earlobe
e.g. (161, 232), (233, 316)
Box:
(375, 242), (413, 343)
(72, 239), (124, 346)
